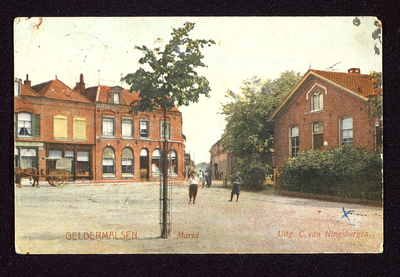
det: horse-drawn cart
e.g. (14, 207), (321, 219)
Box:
(15, 158), (73, 188)
(46, 158), (73, 187)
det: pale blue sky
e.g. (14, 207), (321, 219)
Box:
(14, 17), (381, 163)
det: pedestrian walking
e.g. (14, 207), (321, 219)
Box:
(229, 171), (242, 202)
(189, 171), (199, 204)
(199, 170), (205, 188)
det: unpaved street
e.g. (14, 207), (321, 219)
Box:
(15, 180), (383, 254)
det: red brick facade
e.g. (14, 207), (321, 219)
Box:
(209, 139), (235, 180)
(14, 74), (186, 183)
(267, 69), (380, 168)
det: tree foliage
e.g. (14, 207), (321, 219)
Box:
(221, 71), (302, 186)
(368, 71), (382, 119)
(122, 22), (215, 113)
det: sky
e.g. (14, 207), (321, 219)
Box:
(14, 17), (382, 163)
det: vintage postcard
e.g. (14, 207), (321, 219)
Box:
(14, 17), (383, 254)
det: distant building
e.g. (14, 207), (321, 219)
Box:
(267, 68), (381, 174)
(14, 73), (186, 183)
(209, 138), (235, 180)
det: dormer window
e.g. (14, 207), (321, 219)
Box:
(113, 93), (119, 104)
(311, 91), (323, 111)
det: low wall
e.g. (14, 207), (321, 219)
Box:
(278, 190), (382, 207)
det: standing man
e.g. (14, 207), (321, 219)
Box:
(189, 171), (199, 204)
(229, 171), (242, 202)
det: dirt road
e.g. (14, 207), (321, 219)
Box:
(15, 180), (383, 254)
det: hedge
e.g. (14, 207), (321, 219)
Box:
(279, 145), (382, 201)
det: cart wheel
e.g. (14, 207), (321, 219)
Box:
(57, 172), (69, 187)
(51, 173), (66, 187)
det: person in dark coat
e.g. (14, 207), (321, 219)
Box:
(229, 171), (242, 202)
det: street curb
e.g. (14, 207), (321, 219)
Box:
(278, 190), (382, 207)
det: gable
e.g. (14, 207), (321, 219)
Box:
(267, 69), (375, 122)
(32, 78), (91, 103)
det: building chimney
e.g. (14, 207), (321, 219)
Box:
(348, 68), (360, 74)
(24, 74), (31, 87)
(74, 73), (86, 94)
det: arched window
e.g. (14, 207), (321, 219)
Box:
(140, 148), (149, 180)
(168, 150), (178, 177)
(152, 149), (163, 177)
(20, 148), (37, 169)
(122, 148), (134, 176)
(311, 91), (323, 111)
(340, 117), (353, 145)
(102, 147), (115, 177)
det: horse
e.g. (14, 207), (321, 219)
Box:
(14, 167), (40, 188)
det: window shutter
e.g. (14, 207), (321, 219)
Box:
(33, 114), (40, 138)
(14, 113), (18, 137)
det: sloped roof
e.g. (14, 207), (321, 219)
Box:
(92, 85), (180, 111)
(31, 78), (91, 103)
(267, 69), (377, 122)
(310, 69), (376, 98)
(21, 83), (40, 97)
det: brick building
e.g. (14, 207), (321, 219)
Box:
(267, 68), (381, 170)
(14, 74), (186, 183)
(14, 75), (95, 182)
(209, 138), (235, 180)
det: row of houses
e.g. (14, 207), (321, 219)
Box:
(14, 73), (187, 183)
(210, 68), (382, 181)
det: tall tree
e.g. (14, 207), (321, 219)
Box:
(123, 22), (215, 238)
(221, 71), (302, 187)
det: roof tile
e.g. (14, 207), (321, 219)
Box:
(310, 70), (377, 97)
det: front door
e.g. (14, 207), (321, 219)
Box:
(140, 148), (149, 181)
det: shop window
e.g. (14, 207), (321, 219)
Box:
(122, 148), (134, 177)
(77, 151), (90, 178)
(152, 149), (163, 177)
(102, 147), (115, 177)
(20, 148), (38, 169)
(167, 150), (178, 177)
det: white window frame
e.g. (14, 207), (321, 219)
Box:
(17, 112), (32, 137)
(102, 116), (115, 137)
(290, 126), (299, 158)
(340, 117), (353, 146)
(122, 118), (133, 138)
(140, 120), (149, 139)
(311, 91), (323, 111)
(114, 93), (119, 104)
